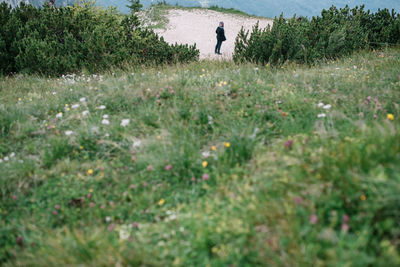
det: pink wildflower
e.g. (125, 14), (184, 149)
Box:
(309, 214), (318, 224)
(202, 174), (210, 181)
(165, 164), (172, 171)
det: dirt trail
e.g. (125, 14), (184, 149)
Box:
(154, 9), (273, 60)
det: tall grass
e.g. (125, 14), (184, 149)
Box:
(0, 48), (399, 266)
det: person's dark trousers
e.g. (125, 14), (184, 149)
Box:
(215, 40), (222, 54)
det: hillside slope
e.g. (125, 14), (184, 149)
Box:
(1, 48), (399, 266)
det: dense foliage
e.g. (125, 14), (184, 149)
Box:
(0, 2), (199, 75)
(234, 5), (400, 65)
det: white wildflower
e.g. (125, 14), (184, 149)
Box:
(318, 102), (324, 108)
(10, 152), (15, 158)
(317, 113), (327, 118)
(0, 159), (3, 163)
(79, 97), (86, 102)
(4, 156), (9, 161)
(52, 91), (57, 95)
(82, 110), (90, 116)
(103, 114), (109, 119)
(202, 151), (210, 158)
(208, 115), (213, 125)
(120, 119), (130, 127)
(102, 119), (110, 125)
(71, 104), (80, 109)
(97, 105), (106, 110)
(105, 216), (111, 222)
(133, 140), (141, 148)
(323, 104), (332, 110)
(65, 130), (74, 136)
(56, 112), (63, 118)
(105, 133), (110, 137)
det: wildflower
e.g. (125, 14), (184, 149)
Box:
(323, 104), (332, 110)
(317, 102), (324, 108)
(101, 204), (106, 209)
(133, 140), (141, 147)
(211, 146), (216, 151)
(342, 214), (350, 223)
(16, 236), (23, 247)
(89, 202), (95, 207)
(341, 223), (349, 232)
(97, 105), (106, 110)
(202, 151), (210, 158)
(71, 104), (80, 109)
(147, 165), (153, 171)
(66, 107), (71, 111)
(102, 119), (110, 125)
(18, 97), (22, 101)
(224, 142), (231, 148)
(360, 195), (367, 201)
(309, 214), (318, 224)
(202, 161), (208, 168)
(80, 97), (86, 102)
(54, 204), (60, 210)
(317, 113), (326, 118)
(81, 110), (89, 116)
(52, 210), (58, 215)
(165, 164), (172, 171)
(158, 199), (165, 205)
(202, 173), (210, 181)
(387, 114), (395, 121)
(294, 197), (303, 205)
(56, 112), (63, 118)
(4, 156), (9, 161)
(285, 140), (294, 148)
(65, 130), (74, 136)
(105, 216), (111, 222)
(107, 224), (115, 231)
(87, 169), (94, 175)
(103, 114), (109, 119)
(120, 119), (130, 127)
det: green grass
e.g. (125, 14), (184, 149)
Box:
(1, 48), (400, 266)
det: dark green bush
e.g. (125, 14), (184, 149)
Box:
(0, 2), (199, 75)
(234, 5), (400, 65)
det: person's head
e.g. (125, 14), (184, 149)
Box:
(219, 22), (224, 27)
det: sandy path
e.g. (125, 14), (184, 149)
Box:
(154, 9), (273, 60)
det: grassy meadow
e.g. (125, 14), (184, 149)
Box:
(1, 48), (400, 266)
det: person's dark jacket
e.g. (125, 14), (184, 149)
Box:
(216, 27), (226, 41)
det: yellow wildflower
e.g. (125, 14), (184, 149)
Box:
(80, 146), (84, 150)
(360, 195), (367, 201)
(387, 114), (394, 121)
(18, 97), (22, 101)
(87, 169), (94, 175)
(224, 142), (231, 148)
(158, 199), (165, 205)
(211, 146), (216, 151)
(89, 188), (93, 193)
(202, 161), (208, 168)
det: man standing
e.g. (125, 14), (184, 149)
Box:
(215, 22), (226, 55)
